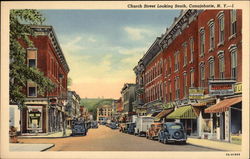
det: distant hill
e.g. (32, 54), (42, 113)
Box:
(80, 98), (114, 119)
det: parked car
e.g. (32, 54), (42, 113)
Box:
(127, 123), (136, 134)
(91, 121), (98, 128)
(119, 123), (126, 132)
(109, 122), (118, 129)
(134, 116), (154, 136)
(158, 122), (187, 144)
(71, 118), (87, 136)
(146, 123), (163, 140)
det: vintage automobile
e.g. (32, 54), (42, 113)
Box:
(158, 122), (187, 144)
(91, 121), (98, 128)
(71, 118), (87, 136)
(146, 123), (163, 140)
(109, 122), (118, 129)
(127, 123), (136, 134)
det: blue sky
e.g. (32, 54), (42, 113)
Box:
(40, 10), (180, 98)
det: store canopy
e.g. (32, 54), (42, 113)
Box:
(205, 97), (242, 113)
(167, 105), (197, 119)
(154, 108), (174, 121)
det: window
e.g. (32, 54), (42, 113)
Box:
(231, 10), (237, 36)
(168, 57), (172, 74)
(230, 46), (237, 79)
(27, 81), (37, 97)
(183, 73), (188, 98)
(190, 38), (194, 63)
(200, 29), (205, 56)
(183, 43), (187, 66)
(27, 49), (37, 68)
(218, 14), (224, 44)
(175, 77), (180, 99)
(190, 69), (195, 87)
(200, 63), (205, 87)
(208, 21), (215, 50)
(209, 57), (215, 79)
(169, 81), (172, 101)
(218, 52), (225, 79)
(174, 51), (179, 71)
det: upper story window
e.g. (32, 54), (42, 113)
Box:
(27, 48), (37, 68)
(199, 28), (205, 57)
(218, 12), (225, 45)
(229, 45), (237, 79)
(190, 37), (194, 63)
(208, 56), (215, 79)
(174, 77), (180, 99)
(168, 57), (172, 74)
(27, 81), (37, 97)
(230, 10), (237, 36)
(183, 43), (187, 67)
(199, 62), (205, 88)
(218, 51), (225, 79)
(190, 69), (195, 87)
(183, 73), (188, 98)
(174, 51), (180, 71)
(208, 20), (215, 50)
(169, 81), (172, 101)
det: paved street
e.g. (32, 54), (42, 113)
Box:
(18, 125), (217, 151)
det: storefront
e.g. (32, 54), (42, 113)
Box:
(166, 105), (198, 136)
(205, 96), (242, 142)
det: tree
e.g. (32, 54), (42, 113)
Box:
(9, 9), (55, 108)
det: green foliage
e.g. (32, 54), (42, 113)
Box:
(81, 98), (113, 120)
(9, 9), (55, 108)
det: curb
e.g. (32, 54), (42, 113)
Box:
(41, 144), (55, 152)
(187, 142), (227, 151)
(19, 135), (72, 139)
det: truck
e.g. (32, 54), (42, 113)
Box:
(134, 116), (154, 136)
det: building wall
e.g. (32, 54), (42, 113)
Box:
(197, 10), (242, 94)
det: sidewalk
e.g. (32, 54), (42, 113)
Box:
(10, 143), (54, 152)
(18, 129), (72, 139)
(187, 137), (241, 151)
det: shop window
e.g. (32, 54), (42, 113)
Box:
(28, 109), (42, 129)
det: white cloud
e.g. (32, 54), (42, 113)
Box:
(124, 26), (153, 41)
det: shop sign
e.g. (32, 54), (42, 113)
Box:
(234, 82), (242, 94)
(209, 84), (234, 96)
(189, 88), (204, 99)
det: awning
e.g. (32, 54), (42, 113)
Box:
(167, 105), (198, 119)
(205, 97), (242, 113)
(192, 102), (207, 107)
(154, 109), (174, 121)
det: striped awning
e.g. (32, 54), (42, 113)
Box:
(205, 97), (242, 113)
(154, 108), (174, 121)
(167, 105), (198, 119)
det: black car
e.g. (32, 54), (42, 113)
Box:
(127, 123), (136, 134)
(109, 122), (118, 129)
(71, 118), (87, 136)
(91, 121), (98, 128)
(158, 122), (187, 144)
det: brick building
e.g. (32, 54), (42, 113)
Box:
(133, 9), (242, 142)
(21, 25), (70, 134)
